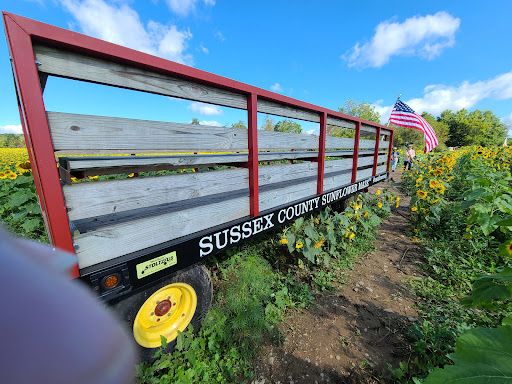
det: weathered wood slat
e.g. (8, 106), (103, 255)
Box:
(359, 138), (377, 149)
(258, 99), (320, 123)
(260, 181), (317, 212)
(48, 112), (249, 152)
(36, 45), (377, 129)
(326, 116), (356, 129)
(356, 168), (373, 181)
(64, 168), (249, 221)
(377, 154), (387, 163)
(323, 172), (352, 192)
(73, 195), (250, 268)
(376, 165), (387, 173)
(34, 45), (248, 109)
(48, 112), (359, 152)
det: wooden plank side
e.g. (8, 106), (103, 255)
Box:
(258, 99), (320, 123)
(356, 168), (373, 182)
(259, 162), (318, 186)
(323, 172), (352, 192)
(377, 154), (388, 163)
(359, 138), (377, 149)
(326, 116), (356, 129)
(48, 112), (249, 152)
(63, 167), (249, 221)
(376, 165), (387, 173)
(74, 195), (250, 268)
(34, 45), (248, 109)
(260, 181), (317, 212)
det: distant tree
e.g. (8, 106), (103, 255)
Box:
(190, 118), (200, 125)
(260, 114), (275, 131)
(1, 134), (25, 148)
(338, 99), (381, 123)
(329, 100), (381, 138)
(440, 109), (507, 147)
(231, 120), (247, 129)
(274, 119), (302, 134)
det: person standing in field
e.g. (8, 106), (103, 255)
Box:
(391, 147), (400, 172)
(403, 144), (416, 170)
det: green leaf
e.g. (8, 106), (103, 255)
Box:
(339, 215), (349, 227)
(498, 240), (512, 257)
(463, 268), (512, 308)
(502, 317), (512, 326)
(176, 330), (184, 351)
(8, 192), (31, 207)
(304, 224), (317, 239)
(160, 335), (168, 349)
(497, 218), (512, 227)
(294, 216), (304, 230)
(21, 218), (41, 233)
(425, 325), (512, 384)
(286, 233), (296, 253)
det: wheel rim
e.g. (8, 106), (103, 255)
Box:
(133, 283), (197, 348)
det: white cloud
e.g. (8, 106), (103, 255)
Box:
(343, 11), (460, 68)
(199, 120), (221, 126)
(165, 0), (215, 16)
(214, 31), (225, 41)
(200, 44), (209, 54)
(60, 0), (193, 65)
(0, 125), (23, 134)
(503, 112), (512, 126)
(270, 83), (284, 93)
(305, 129), (315, 135)
(377, 70), (512, 122)
(188, 102), (223, 116)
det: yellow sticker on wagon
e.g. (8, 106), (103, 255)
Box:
(136, 252), (177, 279)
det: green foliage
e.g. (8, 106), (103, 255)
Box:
(0, 134), (26, 148)
(425, 325), (512, 384)
(442, 109), (507, 147)
(190, 118), (200, 125)
(231, 120), (247, 129)
(260, 114), (275, 131)
(338, 99), (380, 123)
(396, 147), (512, 383)
(0, 174), (46, 242)
(274, 119), (302, 133)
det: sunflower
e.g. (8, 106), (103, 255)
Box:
(505, 241), (512, 256)
(411, 206), (418, 212)
(417, 190), (428, 199)
(376, 190), (381, 196)
(280, 238), (288, 245)
(315, 218), (320, 224)
(377, 202), (383, 208)
(436, 185), (446, 194)
(348, 233), (355, 240)
(411, 238), (419, 242)
(429, 180), (440, 189)
(16, 161), (31, 173)
(7, 173), (17, 180)
(470, 156), (477, 160)
(363, 211), (369, 217)
(0, 172), (6, 179)
(296, 242), (303, 249)
(314, 239), (325, 248)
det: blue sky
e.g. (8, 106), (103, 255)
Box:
(1, 0), (511, 136)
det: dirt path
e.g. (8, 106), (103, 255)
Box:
(253, 170), (424, 384)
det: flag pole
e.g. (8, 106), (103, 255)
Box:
(386, 94), (401, 127)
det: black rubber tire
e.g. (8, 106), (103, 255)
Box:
(109, 263), (213, 362)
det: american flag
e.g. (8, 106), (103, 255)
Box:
(389, 100), (438, 153)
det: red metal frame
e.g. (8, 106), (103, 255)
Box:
(372, 127), (381, 176)
(351, 122), (361, 183)
(2, 12), (393, 278)
(317, 112), (327, 194)
(247, 93), (259, 217)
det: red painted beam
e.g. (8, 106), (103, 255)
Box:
(351, 122), (361, 183)
(317, 112), (327, 194)
(247, 93), (259, 217)
(372, 127), (381, 176)
(386, 130), (394, 173)
(3, 13), (79, 277)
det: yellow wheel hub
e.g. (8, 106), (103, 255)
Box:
(133, 283), (197, 348)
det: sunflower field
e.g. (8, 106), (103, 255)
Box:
(396, 146), (512, 383)
(0, 148), (48, 242)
